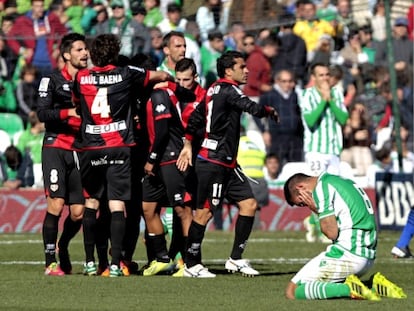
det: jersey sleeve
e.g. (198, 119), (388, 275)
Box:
(313, 181), (336, 219)
(228, 84), (267, 117)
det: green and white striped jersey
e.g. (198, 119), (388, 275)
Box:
(157, 60), (175, 77)
(300, 86), (347, 155)
(313, 173), (377, 259)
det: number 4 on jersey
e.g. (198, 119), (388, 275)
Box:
(91, 88), (111, 118)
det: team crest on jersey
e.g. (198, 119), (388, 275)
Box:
(211, 198), (220, 206)
(50, 184), (58, 192)
(62, 84), (70, 91)
(38, 77), (50, 92)
(155, 104), (166, 113)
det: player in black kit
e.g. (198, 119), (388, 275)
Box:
(73, 34), (173, 277)
(177, 51), (279, 278)
(37, 33), (89, 276)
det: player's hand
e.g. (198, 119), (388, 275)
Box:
(298, 189), (316, 212)
(177, 140), (192, 172)
(144, 162), (155, 176)
(265, 106), (280, 123)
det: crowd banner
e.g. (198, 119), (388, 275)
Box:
(375, 172), (414, 230)
(1, 187), (377, 233)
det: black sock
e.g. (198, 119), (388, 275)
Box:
(82, 207), (97, 263)
(123, 201), (140, 261)
(110, 211), (126, 267)
(144, 229), (155, 264)
(58, 215), (82, 249)
(230, 215), (254, 259)
(168, 212), (183, 260)
(147, 233), (169, 263)
(96, 206), (111, 269)
(42, 212), (59, 267)
(185, 221), (206, 268)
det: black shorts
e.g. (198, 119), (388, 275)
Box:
(42, 147), (84, 205)
(80, 147), (131, 201)
(142, 163), (189, 207)
(195, 159), (253, 211)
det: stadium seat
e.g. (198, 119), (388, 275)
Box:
(0, 113), (24, 141)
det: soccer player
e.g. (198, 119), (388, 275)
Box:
(177, 50), (279, 278)
(300, 62), (349, 244)
(37, 33), (89, 276)
(283, 172), (407, 300)
(73, 34), (173, 277)
(141, 60), (199, 276)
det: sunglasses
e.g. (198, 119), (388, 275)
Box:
(112, 5), (124, 9)
(243, 42), (255, 46)
(279, 79), (293, 83)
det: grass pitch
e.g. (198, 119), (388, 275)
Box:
(0, 230), (412, 311)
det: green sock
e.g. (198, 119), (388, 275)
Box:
(295, 281), (351, 299)
(163, 207), (174, 238)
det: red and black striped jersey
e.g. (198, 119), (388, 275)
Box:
(73, 64), (149, 149)
(37, 66), (82, 151)
(146, 87), (185, 165)
(186, 79), (269, 168)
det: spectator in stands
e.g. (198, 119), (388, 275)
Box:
(338, 28), (370, 69)
(375, 17), (413, 74)
(143, 0), (163, 28)
(7, 0), (67, 79)
(340, 102), (373, 176)
(1, 14), (15, 35)
(183, 20), (202, 80)
(94, 0), (151, 58)
(260, 69), (303, 165)
(293, 0), (335, 61)
(309, 34), (334, 67)
(200, 30), (225, 88)
(196, 0), (229, 43)
(329, 64), (356, 107)
(359, 24), (381, 64)
(264, 153), (283, 189)
(80, 0), (107, 35)
(149, 26), (165, 67)
(156, 3), (187, 35)
(243, 35), (279, 151)
(273, 14), (307, 87)
(316, 0), (337, 22)
(16, 110), (44, 186)
(241, 33), (256, 58)
(223, 21), (245, 52)
(334, 0), (356, 50)
(370, 0), (386, 42)
(16, 64), (38, 128)
(61, 0), (84, 34)
(0, 33), (17, 113)
(0, 144), (34, 189)
(131, 1), (147, 25)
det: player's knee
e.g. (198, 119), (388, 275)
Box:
(239, 198), (258, 216)
(47, 197), (65, 215)
(70, 204), (84, 221)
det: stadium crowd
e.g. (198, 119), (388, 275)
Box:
(0, 0), (412, 297)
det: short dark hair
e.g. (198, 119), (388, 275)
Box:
(216, 50), (244, 78)
(60, 33), (86, 61)
(310, 62), (329, 75)
(175, 58), (197, 75)
(207, 30), (223, 41)
(283, 173), (310, 206)
(90, 34), (121, 67)
(162, 31), (185, 48)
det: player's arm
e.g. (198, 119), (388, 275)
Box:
(327, 95), (349, 126)
(148, 70), (174, 83)
(230, 87), (279, 122)
(301, 91), (328, 128)
(146, 91), (171, 170)
(319, 215), (339, 241)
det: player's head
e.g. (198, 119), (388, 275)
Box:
(217, 50), (247, 84)
(283, 173), (312, 207)
(59, 33), (88, 69)
(90, 34), (121, 67)
(162, 31), (186, 65)
(175, 58), (197, 90)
